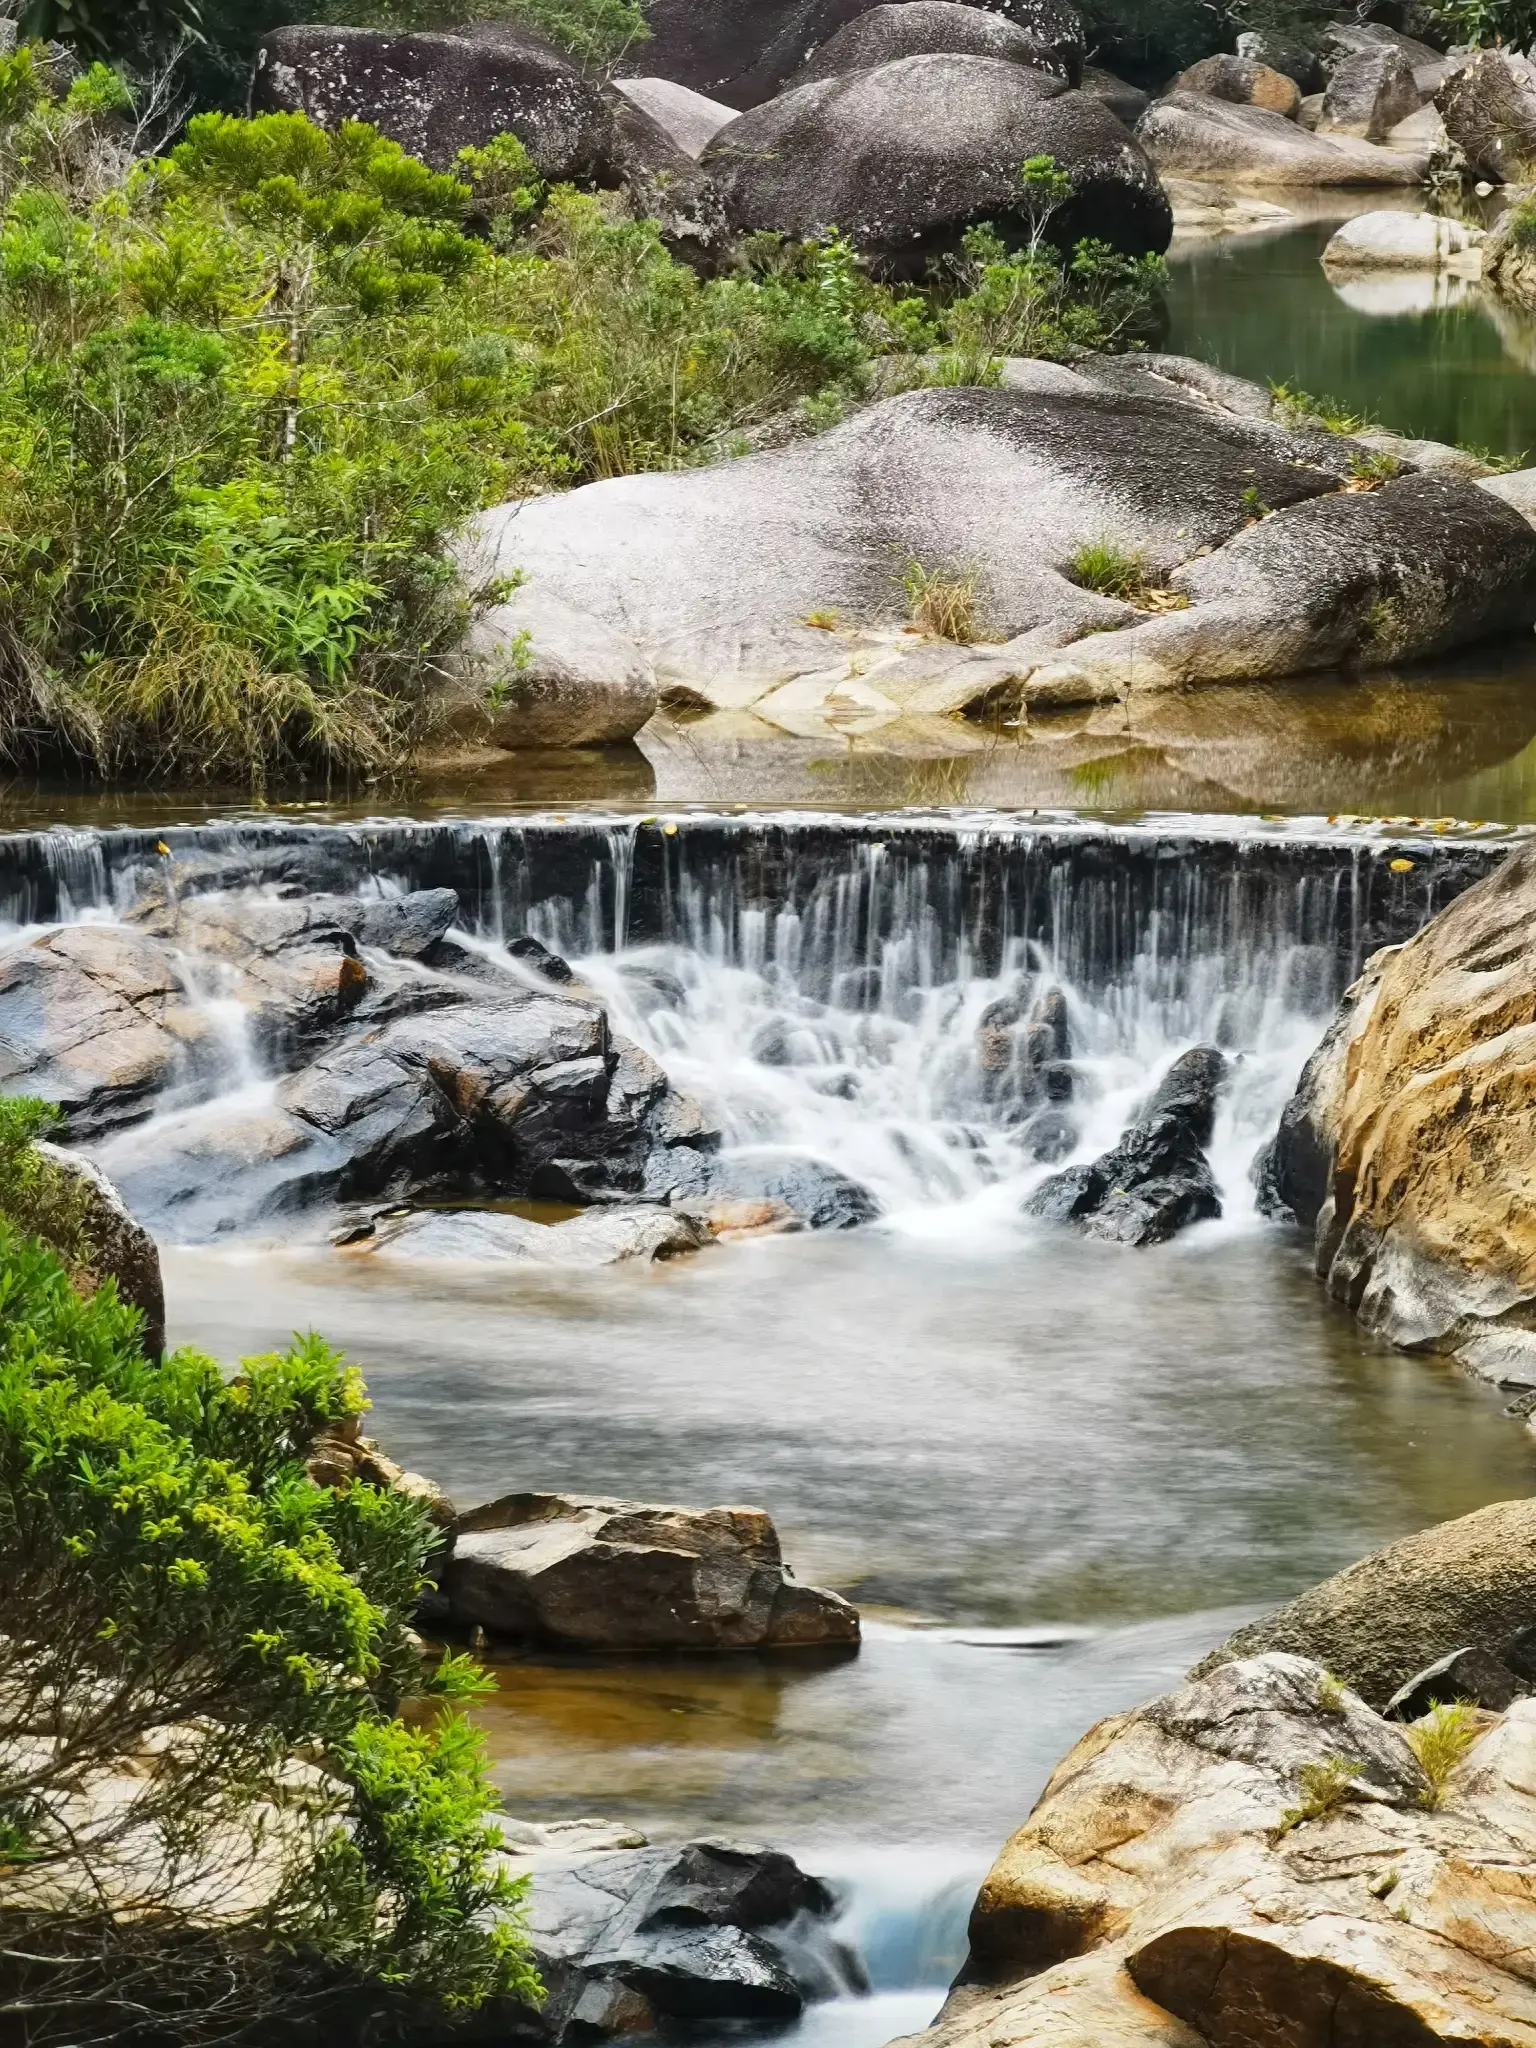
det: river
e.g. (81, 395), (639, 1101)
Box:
(12, 208), (1536, 2045)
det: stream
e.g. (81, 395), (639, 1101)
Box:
(13, 209), (1536, 2046)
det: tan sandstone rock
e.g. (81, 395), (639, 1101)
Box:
(1261, 842), (1536, 1379)
(907, 1653), (1536, 2048)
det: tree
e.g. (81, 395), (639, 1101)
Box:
(0, 1126), (538, 2045)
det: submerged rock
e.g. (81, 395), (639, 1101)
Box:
(1026, 1046), (1226, 1245)
(1258, 842), (1536, 1378)
(931, 1650), (1536, 2047)
(702, 56), (1171, 277)
(1190, 1497), (1536, 1708)
(443, 1491), (860, 1651)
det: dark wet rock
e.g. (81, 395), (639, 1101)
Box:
(1171, 53), (1301, 120)
(1080, 62), (1147, 127)
(1319, 43), (1420, 143)
(978, 984), (1074, 1126)
(702, 57), (1171, 278)
(33, 1142), (165, 1357)
(0, 925), (218, 1139)
(507, 934), (576, 984)
(492, 1829), (849, 2042)
(1137, 90), (1427, 184)
(833, 965), (883, 1009)
(784, 0), (1081, 89)
(1385, 1645), (1523, 1721)
(626, 0), (1085, 109)
(345, 890), (462, 960)
(1141, 1043), (1227, 1145)
(616, 961), (688, 1014)
(1024, 986), (1070, 1066)
(444, 1491), (860, 1651)
(707, 1149), (881, 1229)
(1437, 47), (1536, 182)
(1191, 1497), (1536, 1709)
(1015, 1105), (1076, 1163)
(1026, 1061), (1224, 1245)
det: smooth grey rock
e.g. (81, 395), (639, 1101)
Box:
(702, 55), (1172, 277)
(1319, 43), (1420, 143)
(1385, 1645), (1523, 1721)
(1323, 210), (1484, 271)
(358, 1204), (708, 1265)
(784, 0), (1080, 89)
(625, 0), (1085, 107)
(445, 1491), (860, 1650)
(1137, 90), (1428, 184)
(613, 74), (735, 157)
(1191, 1497), (1536, 1708)
(1080, 61), (1147, 127)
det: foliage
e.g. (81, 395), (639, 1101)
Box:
(1275, 1755), (1362, 1834)
(0, 1096), (94, 1278)
(1316, 1669), (1348, 1714)
(1066, 537), (1146, 602)
(1419, 0), (1536, 49)
(0, 1212), (535, 2043)
(1406, 1700), (1482, 1809)
(903, 559), (981, 642)
(1269, 381), (1377, 435)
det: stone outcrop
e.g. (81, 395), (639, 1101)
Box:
(701, 56), (1171, 277)
(1321, 19), (1453, 98)
(32, 1141), (165, 1357)
(624, 0), (1086, 108)
(1137, 91), (1428, 184)
(250, 24), (724, 262)
(456, 369), (1536, 732)
(1190, 1498), (1536, 1710)
(1481, 189), (1536, 311)
(611, 75), (734, 158)
(1322, 209), (1484, 275)
(926, 1652), (1536, 2048)
(1257, 842), (1536, 1380)
(1025, 1045), (1225, 1245)
(1319, 43), (1420, 143)
(492, 1824), (854, 2040)
(1437, 47), (1536, 182)
(784, 0), (1078, 87)
(441, 1491), (860, 1651)
(1170, 53), (1300, 120)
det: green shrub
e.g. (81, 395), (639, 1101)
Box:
(1275, 1755), (1363, 1834)
(1066, 538), (1146, 602)
(0, 1212), (535, 2042)
(1406, 1700), (1482, 1809)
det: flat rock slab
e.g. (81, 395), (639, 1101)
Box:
(443, 1490), (860, 1652)
(1137, 91), (1428, 183)
(354, 1204), (708, 1265)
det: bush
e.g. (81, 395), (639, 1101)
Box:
(0, 1209), (535, 2042)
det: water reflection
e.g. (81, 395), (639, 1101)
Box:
(1165, 216), (1536, 459)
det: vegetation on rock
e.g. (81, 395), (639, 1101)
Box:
(0, 43), (1165, 786)
(0, 1159), (534, 2043)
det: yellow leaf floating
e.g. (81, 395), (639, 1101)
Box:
(662, 822), (679, 836)
(1389, 858), (1414, 873)
(155, 840), (170, 856)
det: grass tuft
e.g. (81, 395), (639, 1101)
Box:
(903, 560), (980, 642)
(1406, 1701), (1482, 1810)
(1275, 1756), (1362, 1836)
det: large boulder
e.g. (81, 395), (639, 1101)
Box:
(930, 1651), (1536, 2046)
(783, 0), (1080, 88)
(442, 1491), (860, 1651)
(1080, 61), (1147, 128)
(1322, 208), (1484, 274)
(1481, 187), (1536, 310)
(455, 374), (1536, 729)
(250, 24), (724, 261)
(1321, 19), (1453, 98)
(1256, 843), (1536, 1382)
(1170, 53), (1300, 120)
(1236, 27), (1321, 94)
(701, 55), (1171, 277)
(624, 0), (1086, 107)
(1137, 91), (1429, 183)
(1319, 43), (1421, 143)
(1190, 1499), (1536, 1709)
(492, 1825), (851, 2040)
(1437, 47), (1536, 183)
